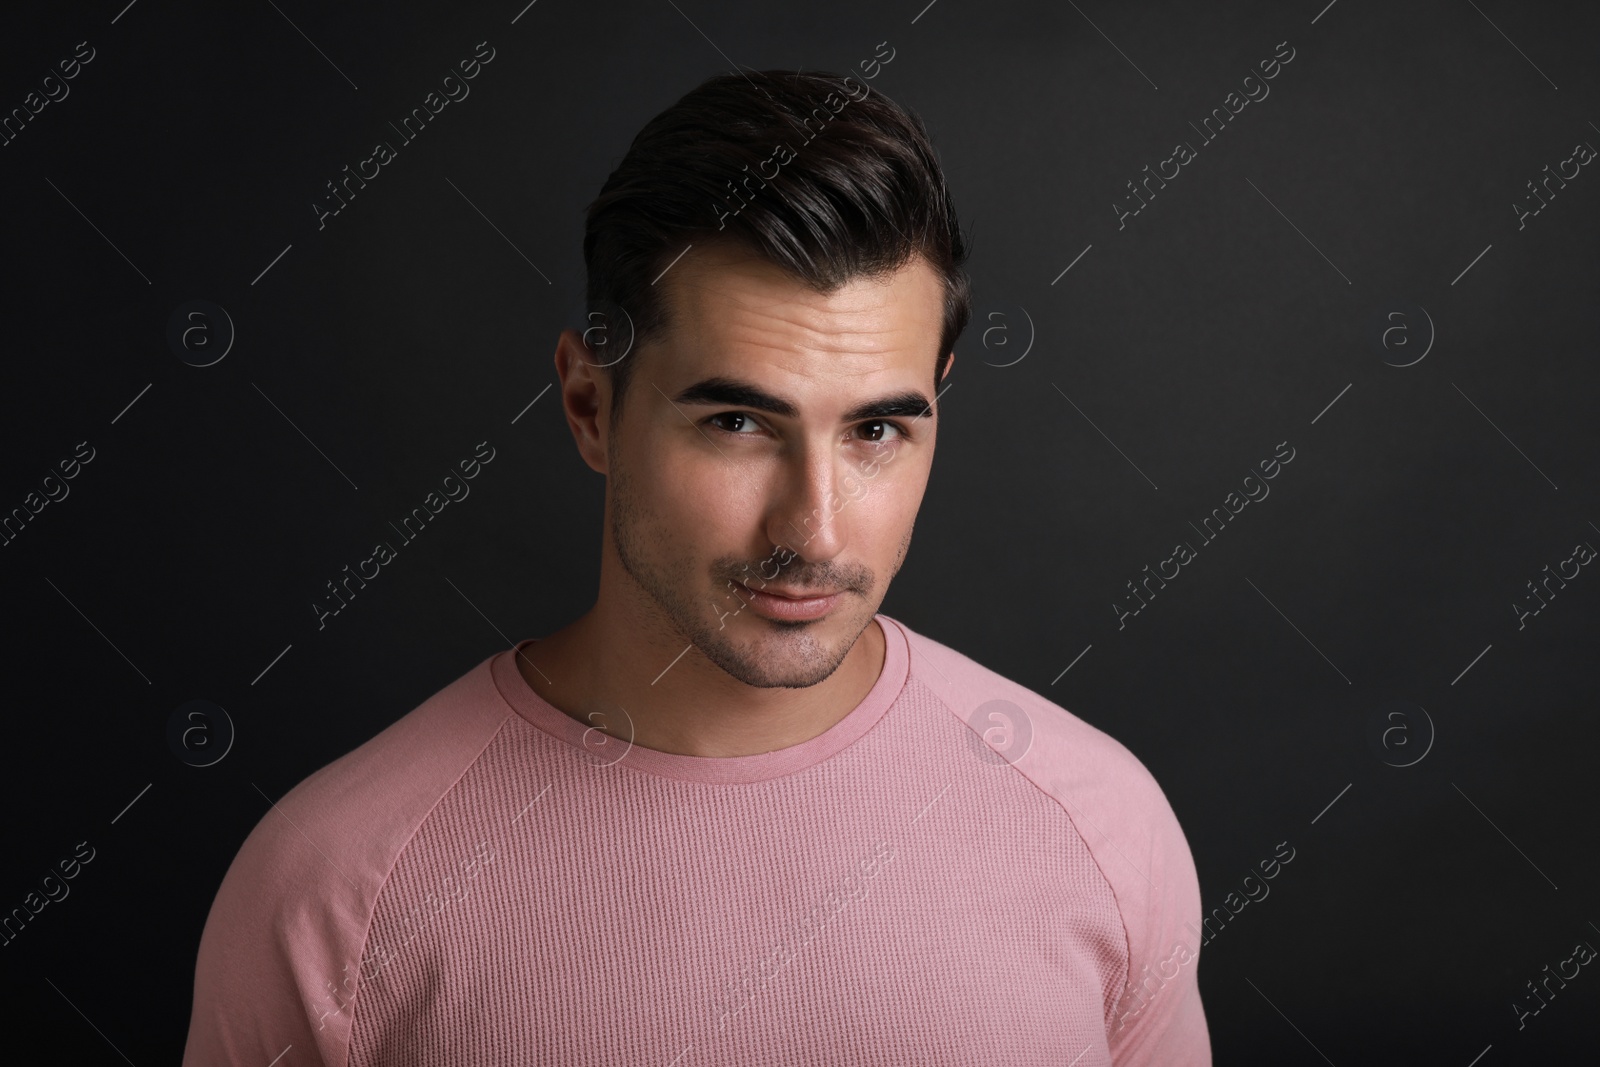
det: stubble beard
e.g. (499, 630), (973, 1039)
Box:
(607, 447), (862, 690)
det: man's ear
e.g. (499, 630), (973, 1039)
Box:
(940, 351), (955, 382)
(554, 327), (611, 475)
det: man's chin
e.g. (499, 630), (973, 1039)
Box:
(698, 614), (856, 688)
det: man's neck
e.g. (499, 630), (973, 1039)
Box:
(514, 609), (887, 758)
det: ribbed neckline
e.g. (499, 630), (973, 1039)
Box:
(488, 613), (911, 784)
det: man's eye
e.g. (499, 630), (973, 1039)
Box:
(707, 412), (761, 435)
(705, 414), (910, 442)
(856, 420), (908, 444)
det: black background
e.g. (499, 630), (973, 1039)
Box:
(2, 0), (1597, 1063)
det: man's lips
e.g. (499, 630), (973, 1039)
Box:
(732, 580), (846, 621)
(741, 582), (845, 600)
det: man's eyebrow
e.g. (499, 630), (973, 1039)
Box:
(670, 376), (936, 422)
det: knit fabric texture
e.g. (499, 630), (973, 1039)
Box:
(182, 613), (1210, 1065)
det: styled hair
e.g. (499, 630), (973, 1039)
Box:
(581, 68), (971, 424)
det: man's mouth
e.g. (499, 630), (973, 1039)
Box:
(733, 580), (844, 621)
(748, 583), (844, 599)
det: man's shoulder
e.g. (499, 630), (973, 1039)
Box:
(890, 614), (1208, 1061)
(183, 647), (516, 1065)
(239, 647), (513, 885)
(889, 614), (1169, 807)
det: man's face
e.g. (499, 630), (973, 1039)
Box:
(603, 240), (948, 689)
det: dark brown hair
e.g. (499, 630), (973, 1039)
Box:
(582, 68), (970, 424)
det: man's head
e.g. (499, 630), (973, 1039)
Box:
(555, 69), (969, 690)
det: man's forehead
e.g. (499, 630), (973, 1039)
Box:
(649, 242), (944, 379)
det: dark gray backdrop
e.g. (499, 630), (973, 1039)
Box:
(2, 0), (1597, 1062)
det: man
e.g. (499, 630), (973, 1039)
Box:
(183, 68), (1210, 1065)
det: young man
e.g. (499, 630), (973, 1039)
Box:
(183, 69), (1210, 1065)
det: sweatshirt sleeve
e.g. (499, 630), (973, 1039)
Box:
(1000, 686), (1211, 1064)
(181, 654), (515, 1066)
(895, 620), (1213, 1063)
(180, 788), (381, 1067)
(1101, 771), (1210, 1066)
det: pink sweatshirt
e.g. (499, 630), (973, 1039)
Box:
(182, 613), (1209, 1065)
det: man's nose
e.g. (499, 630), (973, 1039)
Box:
(767, 443), (850, 564)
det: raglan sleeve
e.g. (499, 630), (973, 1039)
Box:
(181, 791), (380, 1067)
(1103, 761), (1211, 1066)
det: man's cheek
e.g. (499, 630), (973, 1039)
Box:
(714, 579), (751, 629)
